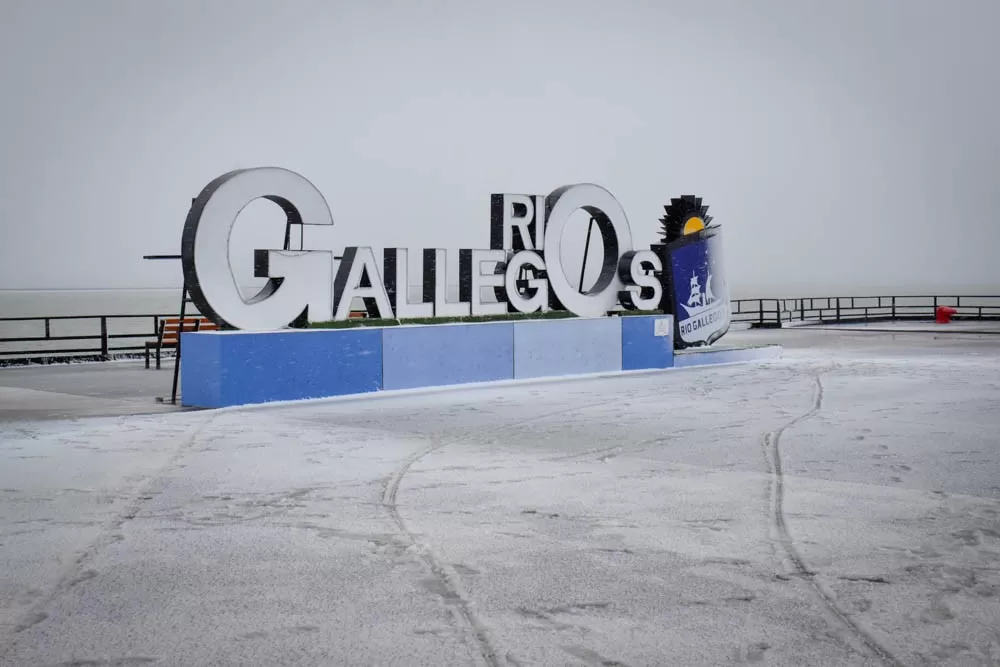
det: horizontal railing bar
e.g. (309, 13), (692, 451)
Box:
(106, 332), (168, 340)
(0, 334), (109, 343)
(0, 337), (155, 344)
(0, 330), (206, 342)
(768, 295), (1000, 301)
(0, 332), (176, 343)
(3, 297), (996, 321)
(0, 345), (151, 357)
(0, 314), (177, 322)
(0, 347), (103, 356)
(2, 295), (998, 364)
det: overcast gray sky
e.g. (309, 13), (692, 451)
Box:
(1, 0), (998, 298)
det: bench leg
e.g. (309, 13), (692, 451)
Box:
(145, 348), (150, 369)
(156, 347), (161, 370)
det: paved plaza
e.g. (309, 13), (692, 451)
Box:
(1, 327), (998, 666)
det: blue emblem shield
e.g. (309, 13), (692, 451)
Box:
(667, 227), (731, 347)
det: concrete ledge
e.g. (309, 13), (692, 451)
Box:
(513, 318), (622, 380)
(180, 332), (222, 408)
(673, 344), (783, 368)
(180, 315), (778, 408)
(181, 328), (383, 408)
(383, 322), (514, 390)
(621, 315), (674, 371)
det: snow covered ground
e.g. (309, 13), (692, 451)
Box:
(783, 320), (1000, 334)
(0, 330), (998, 666)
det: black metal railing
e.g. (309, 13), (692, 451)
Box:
(2, 295), (998, 366)
(730, 298), (786, 328)
(730, 295), (1000, 328)
(0, 314), (178, 365)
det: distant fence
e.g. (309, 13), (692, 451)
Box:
(730, 295), (1000, 328)
(2, 295), (998, 365)
(0, 314), (179, 365)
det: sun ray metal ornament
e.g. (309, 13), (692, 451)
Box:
(659, 195), (714, 245)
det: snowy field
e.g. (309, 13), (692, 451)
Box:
(1, 330), (999, 666)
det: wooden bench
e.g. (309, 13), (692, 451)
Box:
(145, 317), (218, 369)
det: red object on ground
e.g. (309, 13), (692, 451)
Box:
(936, 305), (958, 324)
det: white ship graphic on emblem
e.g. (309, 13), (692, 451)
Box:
(680, 271), (718, 318)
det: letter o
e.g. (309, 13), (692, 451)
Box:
(543, 184), (634, 318)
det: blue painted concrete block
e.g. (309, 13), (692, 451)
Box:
(181, 329), (383, 408)
(621, 315), (675, 371)
(513, 317), (622, 380)
(180, 331), (222, 408)
(180, 317), (780, 410)
(382, 322), (514, 391)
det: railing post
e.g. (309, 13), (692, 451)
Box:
(44, 318), (51, 339)
(836, 298), (841, 322)
(758, 300), (764, 327)
(891, 296), (896, 319)
(933, 296), (938, 318)
(100, 317), (109, 360)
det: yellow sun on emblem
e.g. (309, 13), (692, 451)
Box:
(682, 216), (706, 235)
(659, 195), (714, 245)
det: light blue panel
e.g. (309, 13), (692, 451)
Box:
(382, 323), (514, 391)
(180, 328), (383, 408)
(180, 332), (222, 408)
(513, 317), (622, 380)
(674, 345), (782, 368)
(621, 315), (674, 371)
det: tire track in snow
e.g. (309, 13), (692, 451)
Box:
(0, 412), (218, 661)
(762, 373), (907, 667)
(380, 390), (675, 667)
(382, 436), (503, 667)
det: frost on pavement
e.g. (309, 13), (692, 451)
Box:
(0, 335), (998, 666)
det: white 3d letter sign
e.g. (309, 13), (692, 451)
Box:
(181, 167), (336, 331)
(181, 166), (665, 331)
